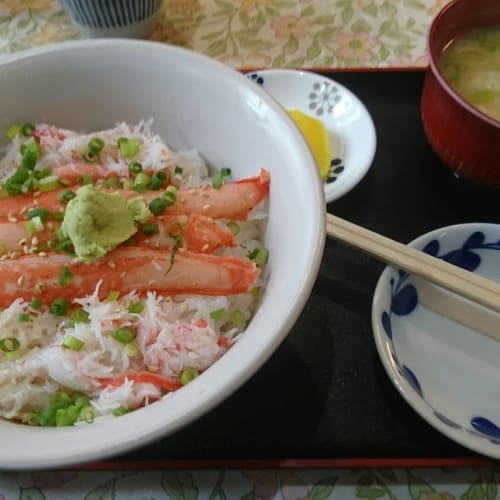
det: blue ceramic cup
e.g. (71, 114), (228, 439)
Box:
(60, 0), (163, 39)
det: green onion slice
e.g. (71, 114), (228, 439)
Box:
(181, 367), (199, 385)
(63, 335), (84, 351)
(6, 124), (21, 140)
(26, 207), (49, 223)
(38, 175), (61, 192)
(164, 185), (177, 206)
(128, 161), (143, 175)
(107, 290), (120, 302)
(0, 337), (20, 352)
(128, 301), (145, 314)
(112, 326), (137, 344)
(59, 266), (73, 286)
(226, 221), (239, 235)
(210, 308), (226, 320)
(118, 137), (140, 158)
(230, 310), (246, 328)
(212, 167), (232, 189)
(18, 313), (31, 322)
(29, 297), (43, 310)
(249, 247), (269, 267)
(57, 189), (76, 204)
(21, 123), (35, 137)
(50, 298), (69, 316)
(148, 196), (168, 216)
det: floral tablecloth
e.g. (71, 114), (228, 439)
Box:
(3, 1), (495, 499)
(0, 0), (450, 68)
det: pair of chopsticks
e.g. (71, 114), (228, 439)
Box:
(326, 213), (500, 341)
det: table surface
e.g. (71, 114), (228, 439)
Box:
(2, 1), (500, 499)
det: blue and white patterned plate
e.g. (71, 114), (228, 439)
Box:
(246, 69), (376, 203)
(372, 223), (500, 458)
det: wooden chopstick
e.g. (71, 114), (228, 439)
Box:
(326, 213), (500, 315)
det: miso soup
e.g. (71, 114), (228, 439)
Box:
(439, 25), (500, 122)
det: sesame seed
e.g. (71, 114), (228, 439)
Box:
(35, 281), (45, 293)
(147, 365), (159, 373)
(108, 261), (116, 269)
(7, 214), (18, 223)
(19, 207), (28, 215)
(47, 222), (54, 231)
(9, 251), (19, 260)
(202, 244), (209, 252)
(31, 236), (39, 246)
(22, 246), (29, 255)
(18, 238), (27, 247)
(178, 247), (187, 253)
(38, 252), (47, 257)
(202, 203), (211, 211)
(33, 192), (41, 198)
(0, 254), (8, 261)
(120, 272), (126, 278)
(17, 276), (25, 287)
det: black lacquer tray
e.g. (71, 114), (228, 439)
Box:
(117, 70), (500, 463)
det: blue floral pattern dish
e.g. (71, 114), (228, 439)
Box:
(246, 69), (376, 203)
(372, 223), (500, 458)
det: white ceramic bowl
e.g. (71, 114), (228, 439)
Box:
(0, 40), (325, 469)
(372, 223), (500, 458)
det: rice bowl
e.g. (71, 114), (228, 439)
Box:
(0, 40), (325, 469)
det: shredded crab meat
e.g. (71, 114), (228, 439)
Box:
(0, 120), (268, 424)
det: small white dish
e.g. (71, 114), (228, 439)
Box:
(372, 223), (500, 458)
(246, 69), (377, 203)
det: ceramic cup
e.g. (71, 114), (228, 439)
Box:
(60, 0), (163, 39)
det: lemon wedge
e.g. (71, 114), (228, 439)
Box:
(288, 108), (331, 181)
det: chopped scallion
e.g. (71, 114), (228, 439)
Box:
(128, 301), (145, 314)
(230, 310), (246, 328)
(118, 137), (140, 158)
(62, 335), (84, 351)
(50, 298), (69, 316)
(128, 161), (143, 175)
(181, 367), (199, 385)
(149, 171), (167, 190)
(212, 167), (232, 189)
(59, 266), (73, 286)
(0, 337), (20, 353)
(226, 221), (239, 235)
(21, 123), (35, 137)
(107, 290), (120, 302)
(140, 223), (159, 235)
(29, 297), (43, 310)
(210, 308), (226, 320)
(18, 313), (31, 322)
(37, 175), (61, 192)
(70, 307), (89, 324)
(6, 124), (21, 140)
(112, 406), (130, 417)
(79, 406), (95, 424)
(148, 196), (168, 216)
(57, 189), (75, 204)
(26, 207), (49, 223)
(112, 326), (137, 344)
(164, 185), (177, 206)
(249, 247), (269, 267)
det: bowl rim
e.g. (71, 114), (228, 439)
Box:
(426, 0), (500, 130)
(0, 39), (326, 469)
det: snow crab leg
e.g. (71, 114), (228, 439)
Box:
(0, 247), (260, 306)
(0, 213), (235, 255)
(0, 169), (270, 222)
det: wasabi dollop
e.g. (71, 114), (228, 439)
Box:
(61, 185), (151, 261)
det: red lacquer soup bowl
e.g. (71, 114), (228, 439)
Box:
(421, 0), (500, 187)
